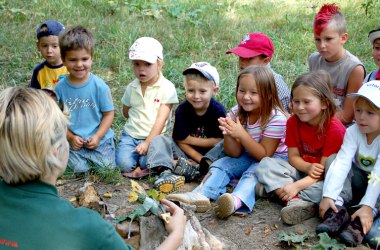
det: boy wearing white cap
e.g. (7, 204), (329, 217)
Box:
(116, 37), (179, 176)
(147, 62), (226, 193)
(317, 81), (380, 247)
(364, 26), (380, 82)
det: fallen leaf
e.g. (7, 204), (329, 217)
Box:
(273, 224), (279, 229)
(69, 197), (77, 202)
(103, 193), (113, 198)
(263, 225), (272, 237)
(131, 180), (145, 194)
(128, 191), (138, 202)
(244, 225), (253, 236)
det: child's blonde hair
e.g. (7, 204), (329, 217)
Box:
(236, 65), (286, 128)
(0, 87), (69, 184)
(291, 70), (337, 134)
(59, 26), (95, 59)
(353, 97), (380, 114)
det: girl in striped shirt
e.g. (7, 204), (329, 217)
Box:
(167, 65), (288, 218)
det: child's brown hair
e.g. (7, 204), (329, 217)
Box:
(59, 26), (95, 59)
(291, 70), (337, 134)
(235, 65), (286, 128)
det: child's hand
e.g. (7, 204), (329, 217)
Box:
(85, 135), (100, 149)
(277, 183), (300, 202)
(160, 199), (186, 235)
(319, 197), (337, 219)
(352, 205), (374, 234)
(135, 141), (149, 155)
(219, 116), (245, 139)
(308, 163), (325, 179)
(70, 135), (84, 151)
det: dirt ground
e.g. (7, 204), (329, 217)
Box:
(57, 177), (372, 250)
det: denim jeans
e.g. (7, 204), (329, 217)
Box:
(146, 135), (187, 170)
(194, 152), (259, 213)
(202, 140), (225, 162)
(365, 215), (380, 249)
(68, 137), (116, 173)
(115, 130), (147, 172)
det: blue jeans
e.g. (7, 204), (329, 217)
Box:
(146, 135), (187, 170)
(365, 215), (380, 249)
(68, 137), (116, 173)
(115, 130), (147, 172)
(194, 152), (259, 213)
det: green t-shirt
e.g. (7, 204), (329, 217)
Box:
(0, 180), (133, 250)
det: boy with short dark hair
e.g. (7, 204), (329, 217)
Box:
(147, 62), (226, 194)
(30, 20), (68, 90)
(55, 26), (116, 173)
(365, 26), (380, 82)
(309, 3), (365, 125)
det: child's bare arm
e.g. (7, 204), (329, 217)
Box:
(288, 147), (326, 179)
(122, 105), (130, 118)
(86, 110), (114, 149)
(176, 142), (203, 163)
(336, 65), (364, 124)
(277, 176), (319, 201)
(176, 136), (221, 148)
(135, 103), (172, 155)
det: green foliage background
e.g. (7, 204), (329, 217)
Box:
(0, 0), (379, 137)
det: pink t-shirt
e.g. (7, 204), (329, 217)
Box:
(285, 115), (346, 163)
(230, 105), (288, 157)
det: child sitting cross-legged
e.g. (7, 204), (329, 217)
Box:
(147, 62), (226, 194)
(256, 70), (346, 225)
(167, 65), (288, 218)
(317, 81), (380, 248)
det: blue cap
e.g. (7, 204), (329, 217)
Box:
(36, 20), (65, 39)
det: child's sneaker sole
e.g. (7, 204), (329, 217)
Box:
(155, 176), (185, 194)
(281, 200), (316, 225)
(215, 193), (235, 219)
(166, 192), (211, 213)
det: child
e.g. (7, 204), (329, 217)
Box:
(309, 3), (365, 126)
(147, 62), (226, 193)
(256, 70), (346, 225)
(365, 26), (380, 82)
(199, 32), (291, 175)
(317, 81), (380, 247)
(30, 20), (68, 90)
(116, 37), (179, 175)
(167, 65), (288, 218)
(55, 26), (116, 173)
(227, 32), (291, 112)
(0, 87), (186, 250)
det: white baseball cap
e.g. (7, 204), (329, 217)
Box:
(129, 37), (163, 64)
(347, 80), (380, 108)
(183, 62), (220, 86)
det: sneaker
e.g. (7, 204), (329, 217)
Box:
(316, 206), (350, 235)
(280, 197), (317, 225)
(153, 170), (185, 194)
(255, 183), (270, 198)
(173, 157), (199, 181)
(166, 192), (211, 213)
(339, 217), (364, 247)
(215, 193), (235, 219)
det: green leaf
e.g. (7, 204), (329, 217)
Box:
(311, 233), (345, 250)
(278, 230), (310, 246)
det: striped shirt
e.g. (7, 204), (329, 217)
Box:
(230, 105), (288, 157)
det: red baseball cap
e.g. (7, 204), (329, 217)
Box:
(226, 32), (274, 59)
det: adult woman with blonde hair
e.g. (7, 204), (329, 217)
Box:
(0, 87), (185, 250)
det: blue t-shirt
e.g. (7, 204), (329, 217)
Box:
(55, 73), (114, 144)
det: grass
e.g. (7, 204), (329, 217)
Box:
(1, 0), (379, 179)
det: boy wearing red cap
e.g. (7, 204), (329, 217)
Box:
(309, 3), (365, 126)
(227, 32), (290, 113)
